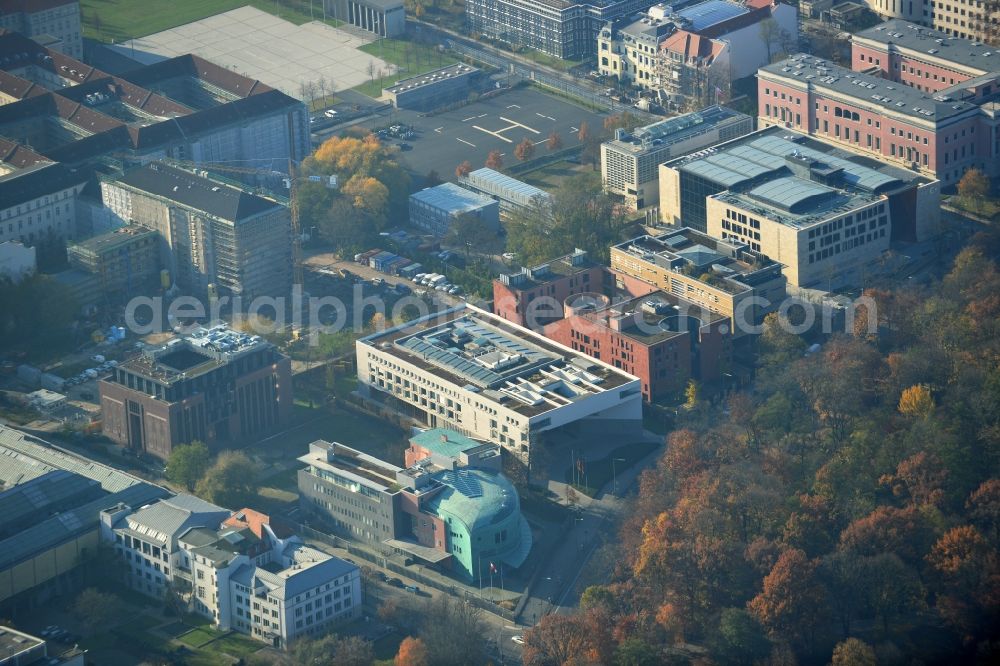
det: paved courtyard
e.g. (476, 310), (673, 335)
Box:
(107, 6), (394, 98)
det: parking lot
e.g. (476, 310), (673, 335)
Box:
(367, 87), (611, 179)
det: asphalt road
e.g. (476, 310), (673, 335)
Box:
(350, 87), (610, 179)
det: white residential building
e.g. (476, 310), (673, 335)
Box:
(101, 499), (360, 648)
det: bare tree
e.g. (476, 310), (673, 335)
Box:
(759, 18), (782, 64)
(367, 60), (376, 82)
(316, 77), (328, 105)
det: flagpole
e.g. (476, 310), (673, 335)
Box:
(479, 555), (483, 599)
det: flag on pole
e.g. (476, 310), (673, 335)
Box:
(489, 562), (497, 573)
(715, 86), (725, 102)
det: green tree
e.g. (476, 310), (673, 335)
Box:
(957, 167), (990, 214)
(195, 451), (258, 508)
(830, 638), (877, 666)
(166, 441), (212, 491)
(579, 585), (615, 611)
(72, 587), (123, 634)
(710, 608), (771, 666)
(613, 637), (661, 666)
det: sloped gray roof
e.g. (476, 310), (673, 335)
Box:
(0, 470), (102, 538)
(127, 494), (229, 542)
(0, 482), (168, 572)
(0, 425), (146, 493)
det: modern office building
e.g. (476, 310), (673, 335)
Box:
(101, 498), (360, 647)
(600, 106), (753, 209)
(101, 164), (293, 301)
(356, 305), (643, 471)
(610, 228), (786, 331)
(494, 248), (610, 328)
(0, 0), (82, 59)
(66, 225), (160, 302)
(408, 182), (500, 237)
(660, 126), (940, 289)
(383, 64), (479, 111)
(459, 168), (554, 217)
(299, 429), (531, 581)
(99, 324), (293, 460)
(757, 52), (1000, 186)
(597, 0), (797, 107)
(544, 289), (728, 401)
(0, 425), (168, 613)
(326, 0), (406, 37)
(466, 0), (657, 59)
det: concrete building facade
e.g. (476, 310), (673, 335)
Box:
(356, 305), (643, 471)
(299, 430), (531, 581)
(102, 164), (293, 301)
(383, 64), (479, 111)
(0, 0), (82, 59)
(324, 0), (405, 37)
(408, 182), (500, 237)
(600, 105), (753, 209)
(99, 324), (292, 460)
(66, 225), (160, 302)
(610, 228), (786, 331)
(101, 498), (361, 648)
(660, 126), (940, 289)
(466, 0), (657, 59)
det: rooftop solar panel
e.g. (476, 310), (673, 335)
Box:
(677, 0), (749, 30)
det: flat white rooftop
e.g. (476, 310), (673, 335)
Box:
(108, 6), (394, 97)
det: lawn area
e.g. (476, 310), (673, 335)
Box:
(252, 401), (406, 463)
(178, 627), (220, 648)
(518, 160), (588, 191)
(81, 0), (342, 42)
(566, 441), (660, 497)
(521, 49), (587, 73)
(352, 38), (459, 99)
(947, 194), (1000, 221)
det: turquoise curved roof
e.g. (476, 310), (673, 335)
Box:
(426, 468), (518, 531)
(409, 428), (481, 458)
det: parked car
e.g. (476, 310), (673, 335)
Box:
(404, 585), (419, 593)
(388, 577), (404, 588)
(324, 109), (338, 118)
(398, 142), (412, 151)
(511, 635), (525, 645)
(502, 252), (517, 262)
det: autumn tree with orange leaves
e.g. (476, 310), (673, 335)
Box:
(485, 149), (503, 170)
(394, 636), (429, 666)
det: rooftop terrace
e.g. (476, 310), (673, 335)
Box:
(612, 228), (780, 292)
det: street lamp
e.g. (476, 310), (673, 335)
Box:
(611, 457), (625, 495)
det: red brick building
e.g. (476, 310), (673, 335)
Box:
(99, 324), (292, 459)
(543, 291), (728, 402)
(493, 249), (608, 328)
(758, 55), (999, 186)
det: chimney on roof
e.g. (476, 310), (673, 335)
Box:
(440, 433), (449, 443)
